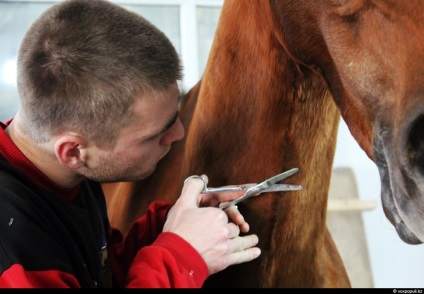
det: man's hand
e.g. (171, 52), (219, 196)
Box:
(163, 175), (261, 275)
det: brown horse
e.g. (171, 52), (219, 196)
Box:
(103, 0), (424, 288)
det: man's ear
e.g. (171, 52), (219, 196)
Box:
(53, 133), (88, 169)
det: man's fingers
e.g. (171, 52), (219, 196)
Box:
(229, 234), (258, 251)
(229, 247), (262, 265)
(180, 174), (208, 208)
(227, 222), (241, 239)
(225, 205), (250, 233)
(227, 234), (261, 264)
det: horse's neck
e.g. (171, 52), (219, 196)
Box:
(182, 2), (343, 286)
(185, 0), (340, 207)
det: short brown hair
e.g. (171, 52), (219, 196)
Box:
(17, 0), (183, 146)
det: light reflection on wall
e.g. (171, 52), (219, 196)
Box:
(2, 59), (17, 86)
(0, 58), (19, 121)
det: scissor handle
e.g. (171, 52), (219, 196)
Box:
(203, 186), (245, 193)
(219, 188), (258, 210)
(184, 175), (246, 193)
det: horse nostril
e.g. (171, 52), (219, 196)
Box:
(408, 114), (424, 175)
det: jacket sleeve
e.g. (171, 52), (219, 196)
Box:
(107, 201), (209, 288)
(0, 264), (80, 288)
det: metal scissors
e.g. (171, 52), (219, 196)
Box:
(185, 167), (302, 210)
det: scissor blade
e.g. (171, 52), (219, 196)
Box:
(219, 183), (301, 210)
(261, 168), (299, 188)
(260, 184), (303, 193)
(219, 168), (301, 210)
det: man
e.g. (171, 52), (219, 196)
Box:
(0, 0), (260, 288)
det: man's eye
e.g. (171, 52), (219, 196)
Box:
(146, 134), (160, 142)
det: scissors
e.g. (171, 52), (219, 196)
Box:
(185, 167), (302, 210)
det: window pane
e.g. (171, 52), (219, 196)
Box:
(0, 2), (180, 122)
(0, 2), (52, 121)
(121, 5), (180, 53)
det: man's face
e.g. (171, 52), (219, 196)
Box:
(85, 83), (184, 183)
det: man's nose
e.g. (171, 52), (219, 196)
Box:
(159, 118), (185, 145)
